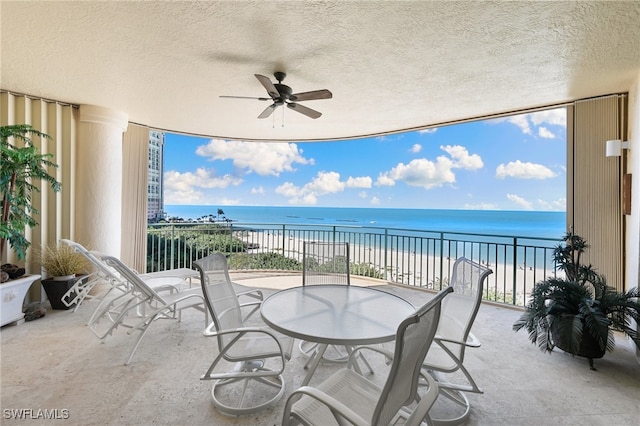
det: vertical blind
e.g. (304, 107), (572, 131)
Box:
(121, 124), (150, 273)
(568, 94), (626, 292)
(1, 91), (79, 300)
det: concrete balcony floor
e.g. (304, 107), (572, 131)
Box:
(1, 272), (639, 425)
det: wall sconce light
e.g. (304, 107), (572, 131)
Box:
(605, 139), (629, 157)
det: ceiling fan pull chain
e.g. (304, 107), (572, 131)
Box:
(282, 105), (285, 127)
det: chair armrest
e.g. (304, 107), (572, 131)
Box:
(236, 288), (263, 301)
(202, 324), (289, 379)
(283, 386), (369, 426)
(204, 323), (288, 357)
(435, 331), (481, 348)
(238, 300), (262, 311)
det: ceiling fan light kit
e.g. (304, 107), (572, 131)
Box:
(221, 72), (332, 120)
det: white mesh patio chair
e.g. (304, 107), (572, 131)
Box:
(421, 257), (492, 424)
(90, 255), (207, 365)
(191, 251), (264, 313)
(193, 253), (293, 415)
(300, 241), (356, 364)
(283, 286), (454, 426)
(302, 241), (350, 285)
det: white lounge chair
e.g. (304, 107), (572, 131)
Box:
(60, 239), (198, 314)
(90, 255), (207, 365)
(282, 286), (454, 426)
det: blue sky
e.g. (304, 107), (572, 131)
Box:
(163, 108), (566, 211)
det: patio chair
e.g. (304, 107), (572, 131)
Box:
(191, 251), (264, 314)
(302, 241), (350, 285)
(90, 255), (207, 365)
(193, 254), (294, 415)
(60, 239), (198, 315)
(421, 257), (493, 424)
(282, 286), (454, 426)
(300, 241), (355, 364)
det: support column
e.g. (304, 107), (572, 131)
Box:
(76, 105), (128, 256)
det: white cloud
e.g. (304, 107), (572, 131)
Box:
(346, 176), (372, 188)
(376, 145), (483, 189)
(507, 193), (534, 210)
(376, 157), (456, 189)
(358, 191), (367, 199)
(164, 188), (207, 205)
(441, 145), (484, 169)
(217, 198), (240, 205)
(464, 203), (497, 210)
(410, 144), (422, 153)
(163, 168), (243, 205)
(275, 171), (371, 204)
(164, 168), (243, 190)
(370, 196), (381, 205)
(306, 171), (345, 194)
(538, 126), (555, 139)
(491, 107), (566, 135)
(195, 139), (313, 176)
(418, 128), (437, 134)
(537, 197), (566, 211)
(506, 115), (532, 134)
(250, 186), (264, 194)
(274, 182), (300, 198)
(529, 108), (566, 127)
(375, 174), (396, 186)
(496, 160), (556, 179)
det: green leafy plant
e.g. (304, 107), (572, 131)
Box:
(513, 232), (640, 368)
(1, 124), (61, 261)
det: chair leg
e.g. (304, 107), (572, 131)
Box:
(209, 361), (286, 415)
(422, 370), (474, 426)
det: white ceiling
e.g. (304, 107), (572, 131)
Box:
(2, 1), (640, 142)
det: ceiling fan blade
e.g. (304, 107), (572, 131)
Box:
(255, 74), (279, 99)
(287, 102), (322, 119)
(220, 95), (271, 101)
(289, 89), (333, 102)
(258, 103), (278, 119)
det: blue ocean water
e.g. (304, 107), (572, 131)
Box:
(164, 205), (565, 240)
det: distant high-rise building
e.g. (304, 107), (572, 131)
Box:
(148, 130), (164, 222)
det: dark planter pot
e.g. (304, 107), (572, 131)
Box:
(41, 276), (77, 310)
(551, 319), (606, 370)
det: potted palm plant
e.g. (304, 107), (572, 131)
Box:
(1, 124), (61, 325)
(513, 232), (640, 370)
(40, 244), (92, 309)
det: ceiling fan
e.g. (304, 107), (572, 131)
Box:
(221, 72), (332, 119)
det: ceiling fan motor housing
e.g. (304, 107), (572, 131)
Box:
(275, 83), (293, 100)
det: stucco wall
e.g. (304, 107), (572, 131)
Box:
(625, 72), (640, 357)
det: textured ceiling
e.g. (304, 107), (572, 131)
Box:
(2, 1), (640, 141)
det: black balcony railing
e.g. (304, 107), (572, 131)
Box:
(146, 222), (561, 307)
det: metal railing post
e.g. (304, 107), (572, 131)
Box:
(383, 228), (389, 281)
(439, 232), (444, 289)
(282, 225), (286, 257)
(512, 237), (518, 299)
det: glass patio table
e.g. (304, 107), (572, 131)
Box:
(260, 284), (415, 386)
